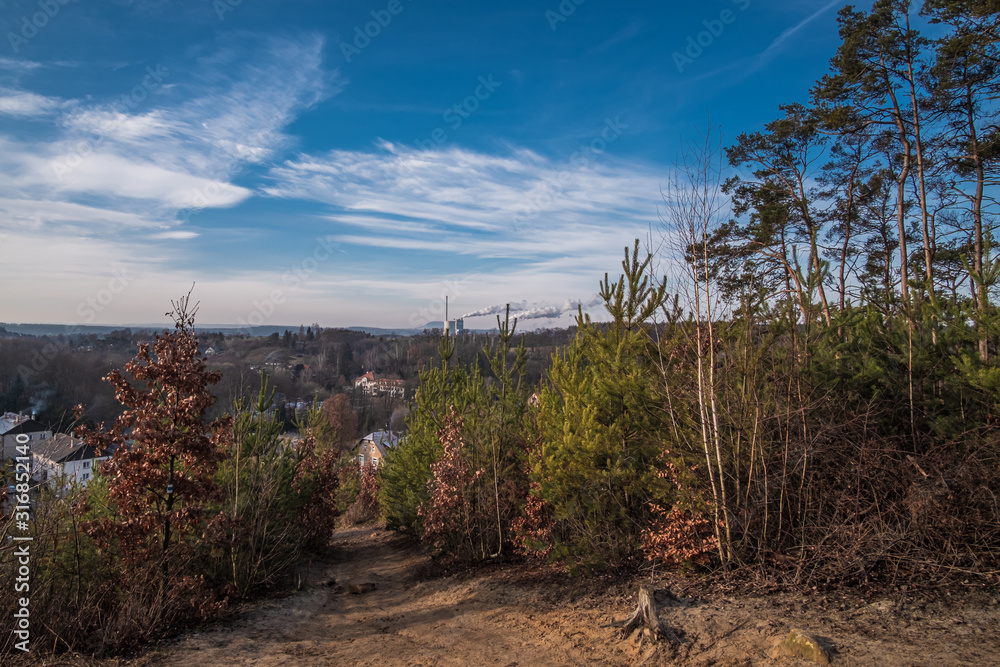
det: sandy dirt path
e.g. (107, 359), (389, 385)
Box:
(143, 527), (626, 666)
(133, 526), (999, 666)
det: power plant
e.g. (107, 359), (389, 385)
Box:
(444, 297), (464, 336)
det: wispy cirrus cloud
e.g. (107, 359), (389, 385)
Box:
(0, 58), (43, 71)
(764, 0), (843, 55)
(265, 140), (665, 254)
(0, 33), (334, 234)
(0, 33), (340, 324)
(61, 109), (171, 141)
(0, 39), (661, 329)
(686, 0), (842, 84)
(251, 141), (668, 327)
(48, 34), (334, 204)
(0, 196), (160, 231)
(0, 88), (64, 117)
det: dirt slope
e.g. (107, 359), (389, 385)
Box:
(132, 526), (999, 666)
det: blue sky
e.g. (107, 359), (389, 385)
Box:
(0, 0), (849, 329)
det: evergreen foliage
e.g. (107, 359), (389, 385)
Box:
(531, 242), (670, 570)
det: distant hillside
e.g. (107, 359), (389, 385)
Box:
(0, 322), (498, 338)
(0, 323), (161, 337)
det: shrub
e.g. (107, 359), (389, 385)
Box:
(418, 408), (484, 555)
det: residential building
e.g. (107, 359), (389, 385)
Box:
(356, 430), (400, 467)
(354, 371), (406, 399)
(1, 412), (52, 460)
(354, 371), (377, 391)
(31, 434), (110, 493)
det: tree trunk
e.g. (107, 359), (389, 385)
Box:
(603, 584), (681, 646)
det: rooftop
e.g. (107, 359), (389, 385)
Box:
(0, 415), (47, 436)
(33, 434), (107, 464)
(359, 430), (401, 456)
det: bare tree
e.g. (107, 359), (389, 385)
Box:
(658, 124), (732, 564)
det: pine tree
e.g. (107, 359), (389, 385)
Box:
(480, 306), (529, 556)
(532, 241), (669, 570)
(379, 333), (483, 531)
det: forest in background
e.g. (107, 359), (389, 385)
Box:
(2, 0), (1000, 660)
(0, 322), (575, 436)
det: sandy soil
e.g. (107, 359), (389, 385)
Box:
(117, 526), (999, 666)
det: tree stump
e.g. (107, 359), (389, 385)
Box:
(603, 584), (682, 648)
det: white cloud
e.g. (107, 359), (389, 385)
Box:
(0, 34), (666, 329)
(0, 34), (334, 238)
(0, 197), (158, 231)
(0, 88), (63, 117)
(62, 109), (171, 141)
(266, 142), (666, 255)
(248, 142), (669, 327)
(0, 34), (347, 327)
(47, 35), (332, 208)
(152, 230), (200, 240)
(0, 58), (42, 71)
(52, 152), (252, 208)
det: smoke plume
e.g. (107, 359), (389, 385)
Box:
(463, 295), (603, 322)
(461, 301), (526, 319)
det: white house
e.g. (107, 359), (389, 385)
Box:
(354, 372), (406, 399)
(1, 413), (52, 461)
(31, 434), (109, 493)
